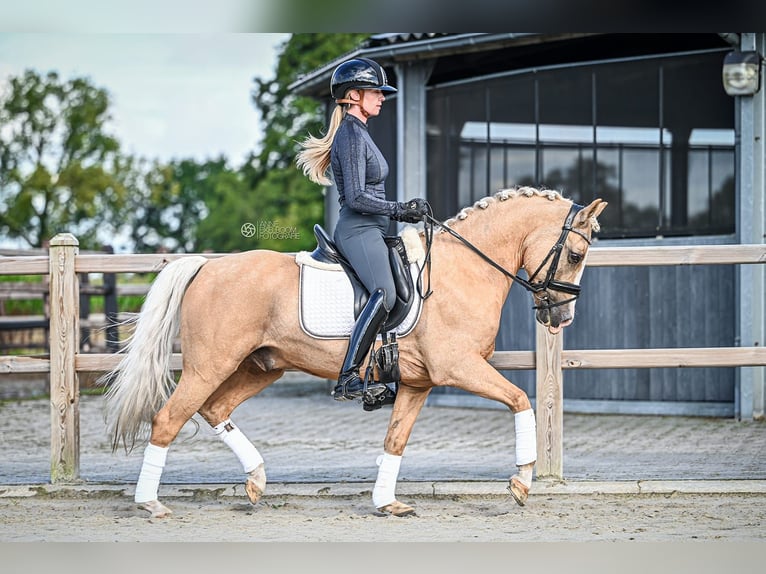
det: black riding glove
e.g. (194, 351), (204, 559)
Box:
(393, 198), (429, 223)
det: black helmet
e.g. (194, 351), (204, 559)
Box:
(330, 57), (397, 100)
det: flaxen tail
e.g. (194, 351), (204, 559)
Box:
(101, 256), (208, 452)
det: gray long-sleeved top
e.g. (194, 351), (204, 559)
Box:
(331, 114), (398, 217)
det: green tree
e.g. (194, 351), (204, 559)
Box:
(250, 33), (369, 176)
(124, 34), (368, 254)
(0, 69), (127, 248)
(233, 33), (369, 252)
(126, 157), (246, 253)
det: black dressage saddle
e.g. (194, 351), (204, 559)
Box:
(309, 224), (415, 332)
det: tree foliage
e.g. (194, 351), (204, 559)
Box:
(249, 33), (368, 176)
(123, 33), (368, 254)
(235, 33), (369, 252)
(126, 157), (247, 253)
(0, 69), (126, 248)
(0, 35), (371, 254)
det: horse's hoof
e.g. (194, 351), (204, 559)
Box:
(508, 476), (529, 507)
(245, 464), (267, 504)
(139, 499), (173, 518)
(377, 500), (416, 517)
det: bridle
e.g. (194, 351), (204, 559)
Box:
(420, 202), (592, 312)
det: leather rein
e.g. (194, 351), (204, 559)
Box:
(418, 202), (591, 311)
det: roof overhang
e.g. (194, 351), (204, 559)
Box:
(289, 32), (595, 98)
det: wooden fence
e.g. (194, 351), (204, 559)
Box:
(0, 233), (764, 483)
(0, 245), (130, 354)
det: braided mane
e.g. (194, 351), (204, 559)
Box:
(439, 186), (601, 232)
(442, 186), (562, 228)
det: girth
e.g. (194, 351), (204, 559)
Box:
(310, 224), (415, 332)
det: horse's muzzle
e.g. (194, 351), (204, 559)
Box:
(535, 304), (573, 333)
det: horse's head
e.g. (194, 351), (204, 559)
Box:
(522, 198), (607, 334)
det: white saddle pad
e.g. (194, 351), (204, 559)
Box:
(296, 255), (423, 340)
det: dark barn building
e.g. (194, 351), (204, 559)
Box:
(291, 33), (765, 420)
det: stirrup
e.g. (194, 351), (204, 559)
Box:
(362, 331), (399, 411)
(332, 371), (388, 402)
(363, 383), (397, 411)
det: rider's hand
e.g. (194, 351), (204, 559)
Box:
(393, 198), (430, 223)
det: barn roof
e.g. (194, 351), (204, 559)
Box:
(288, 33), (567, 97)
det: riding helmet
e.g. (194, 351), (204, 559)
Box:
(330, 57), (397, 99)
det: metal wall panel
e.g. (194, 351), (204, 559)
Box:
(433, 237), (737, 414)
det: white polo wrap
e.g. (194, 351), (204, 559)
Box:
(213, 419), (264, 473)
(514, 409), (537, 466)
(134, 443), (169, 503)
(372, 452), (402, 508)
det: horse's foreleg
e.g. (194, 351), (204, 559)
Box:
(438, 357), (536, 506)
(508, 409), (536, 506)
(199, 366), (284, 505)
(373, 385), (431, 517)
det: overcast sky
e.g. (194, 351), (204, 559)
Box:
(0, 33), (290, 165)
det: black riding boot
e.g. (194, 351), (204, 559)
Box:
(333, 289), (392, 402)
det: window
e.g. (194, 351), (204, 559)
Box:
(427, 49), (735, 238)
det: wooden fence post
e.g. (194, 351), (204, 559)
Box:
(535, 322), (563, 480)
(48, 233), (80, 483)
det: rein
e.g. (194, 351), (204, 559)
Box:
(418, 202), (591, 311)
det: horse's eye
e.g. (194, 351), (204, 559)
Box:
(568, 251), (583, 265)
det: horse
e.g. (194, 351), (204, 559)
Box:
(102, 186), (607, 518)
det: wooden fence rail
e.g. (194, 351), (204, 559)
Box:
(0, 234), (764, 483)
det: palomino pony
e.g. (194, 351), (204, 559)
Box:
(103, 186), (607, 518)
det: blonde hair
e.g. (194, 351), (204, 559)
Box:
(296, 104), (346, 186)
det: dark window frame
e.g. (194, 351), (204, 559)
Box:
(426, 48), (735, 239)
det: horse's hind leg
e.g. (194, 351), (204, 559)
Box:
(134, 359), (255, 518)
(197, 363), (284, 505)
(134, 366), (241, 518)
(134, 364), (280, 518)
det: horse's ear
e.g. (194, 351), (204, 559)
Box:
(575, 199), (608, 228)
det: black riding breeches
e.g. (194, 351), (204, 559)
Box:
(333, 207), (397, 312)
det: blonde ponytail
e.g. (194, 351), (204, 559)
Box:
(296, 104), (346, 186)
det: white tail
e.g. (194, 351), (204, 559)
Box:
(102, 256), (208, 452)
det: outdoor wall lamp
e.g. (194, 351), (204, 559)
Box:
(722, 50), (762, 96)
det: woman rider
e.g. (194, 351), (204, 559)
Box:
(296, 57), (428, 405)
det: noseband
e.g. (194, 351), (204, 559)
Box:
(520, 203), (591, 311)
(422, 203), (591, 312)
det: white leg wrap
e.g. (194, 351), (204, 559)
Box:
(213, 419), (264, 474)
(372, 452), (402, 508)
(134, 443), (168, 503)
(514, 409), (537, 466)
